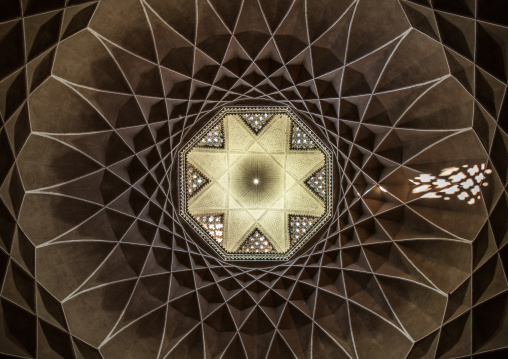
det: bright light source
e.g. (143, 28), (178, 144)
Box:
(253, 178), (259, 185)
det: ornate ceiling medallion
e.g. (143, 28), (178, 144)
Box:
(180, 106), (333, 261)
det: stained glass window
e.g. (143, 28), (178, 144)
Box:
(289, 216), (318, 245)
(306, 167), (326, 199)
(241, 113), (273, 134)
(197, 124), (224, 148)
(194, 214), (224, 244)
(187, 165), (209, 197)
(291, 123), (315, 149)
(237, 229), (275, 253)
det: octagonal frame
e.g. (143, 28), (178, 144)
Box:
(179, 106), (333, 261)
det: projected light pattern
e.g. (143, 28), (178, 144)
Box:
(411, 164), (493, 205)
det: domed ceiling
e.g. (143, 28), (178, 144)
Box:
(180, 106), (332, 260)
(0, 0), (508, 358)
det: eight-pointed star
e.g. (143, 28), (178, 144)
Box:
(187, 113), (325, 253)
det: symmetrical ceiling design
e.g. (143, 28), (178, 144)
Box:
(180, 106), (332, 260)
(0, 0), (507, 358)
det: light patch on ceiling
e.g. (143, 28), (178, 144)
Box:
(411, 164), (492, 205)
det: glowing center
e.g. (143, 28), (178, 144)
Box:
(183, 110), (331, 259)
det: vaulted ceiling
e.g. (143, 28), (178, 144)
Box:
(1, 0), (508, 358)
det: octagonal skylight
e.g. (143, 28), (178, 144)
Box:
(180, 106), (333, 261)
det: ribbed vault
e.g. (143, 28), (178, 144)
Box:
(0, 0), (508, 358)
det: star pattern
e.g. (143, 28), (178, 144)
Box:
(0, 0), (507, 358)
(183, 109), (330, 259)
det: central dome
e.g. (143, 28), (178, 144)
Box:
(180, 106), (332, 260)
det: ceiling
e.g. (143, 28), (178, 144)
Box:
(182, 108), (332, 260)
(0, 0), (507, 358)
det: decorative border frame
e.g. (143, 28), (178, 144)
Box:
(179, 106), (333, 261)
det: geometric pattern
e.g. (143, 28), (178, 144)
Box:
(181, 107), (332, 260)
(290, 122), (316, 149)
(196, 123), (224, 148)
(193, 214), (224, 245)
(410, 163), (493, 205)
(236, 229), (276, 254)
(186, 165), (209, 197)
(288, 215), (319, 245)
(1, 0), (507, 358)
(241, 112), (273, 134)
(306, 167), (326, 199)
